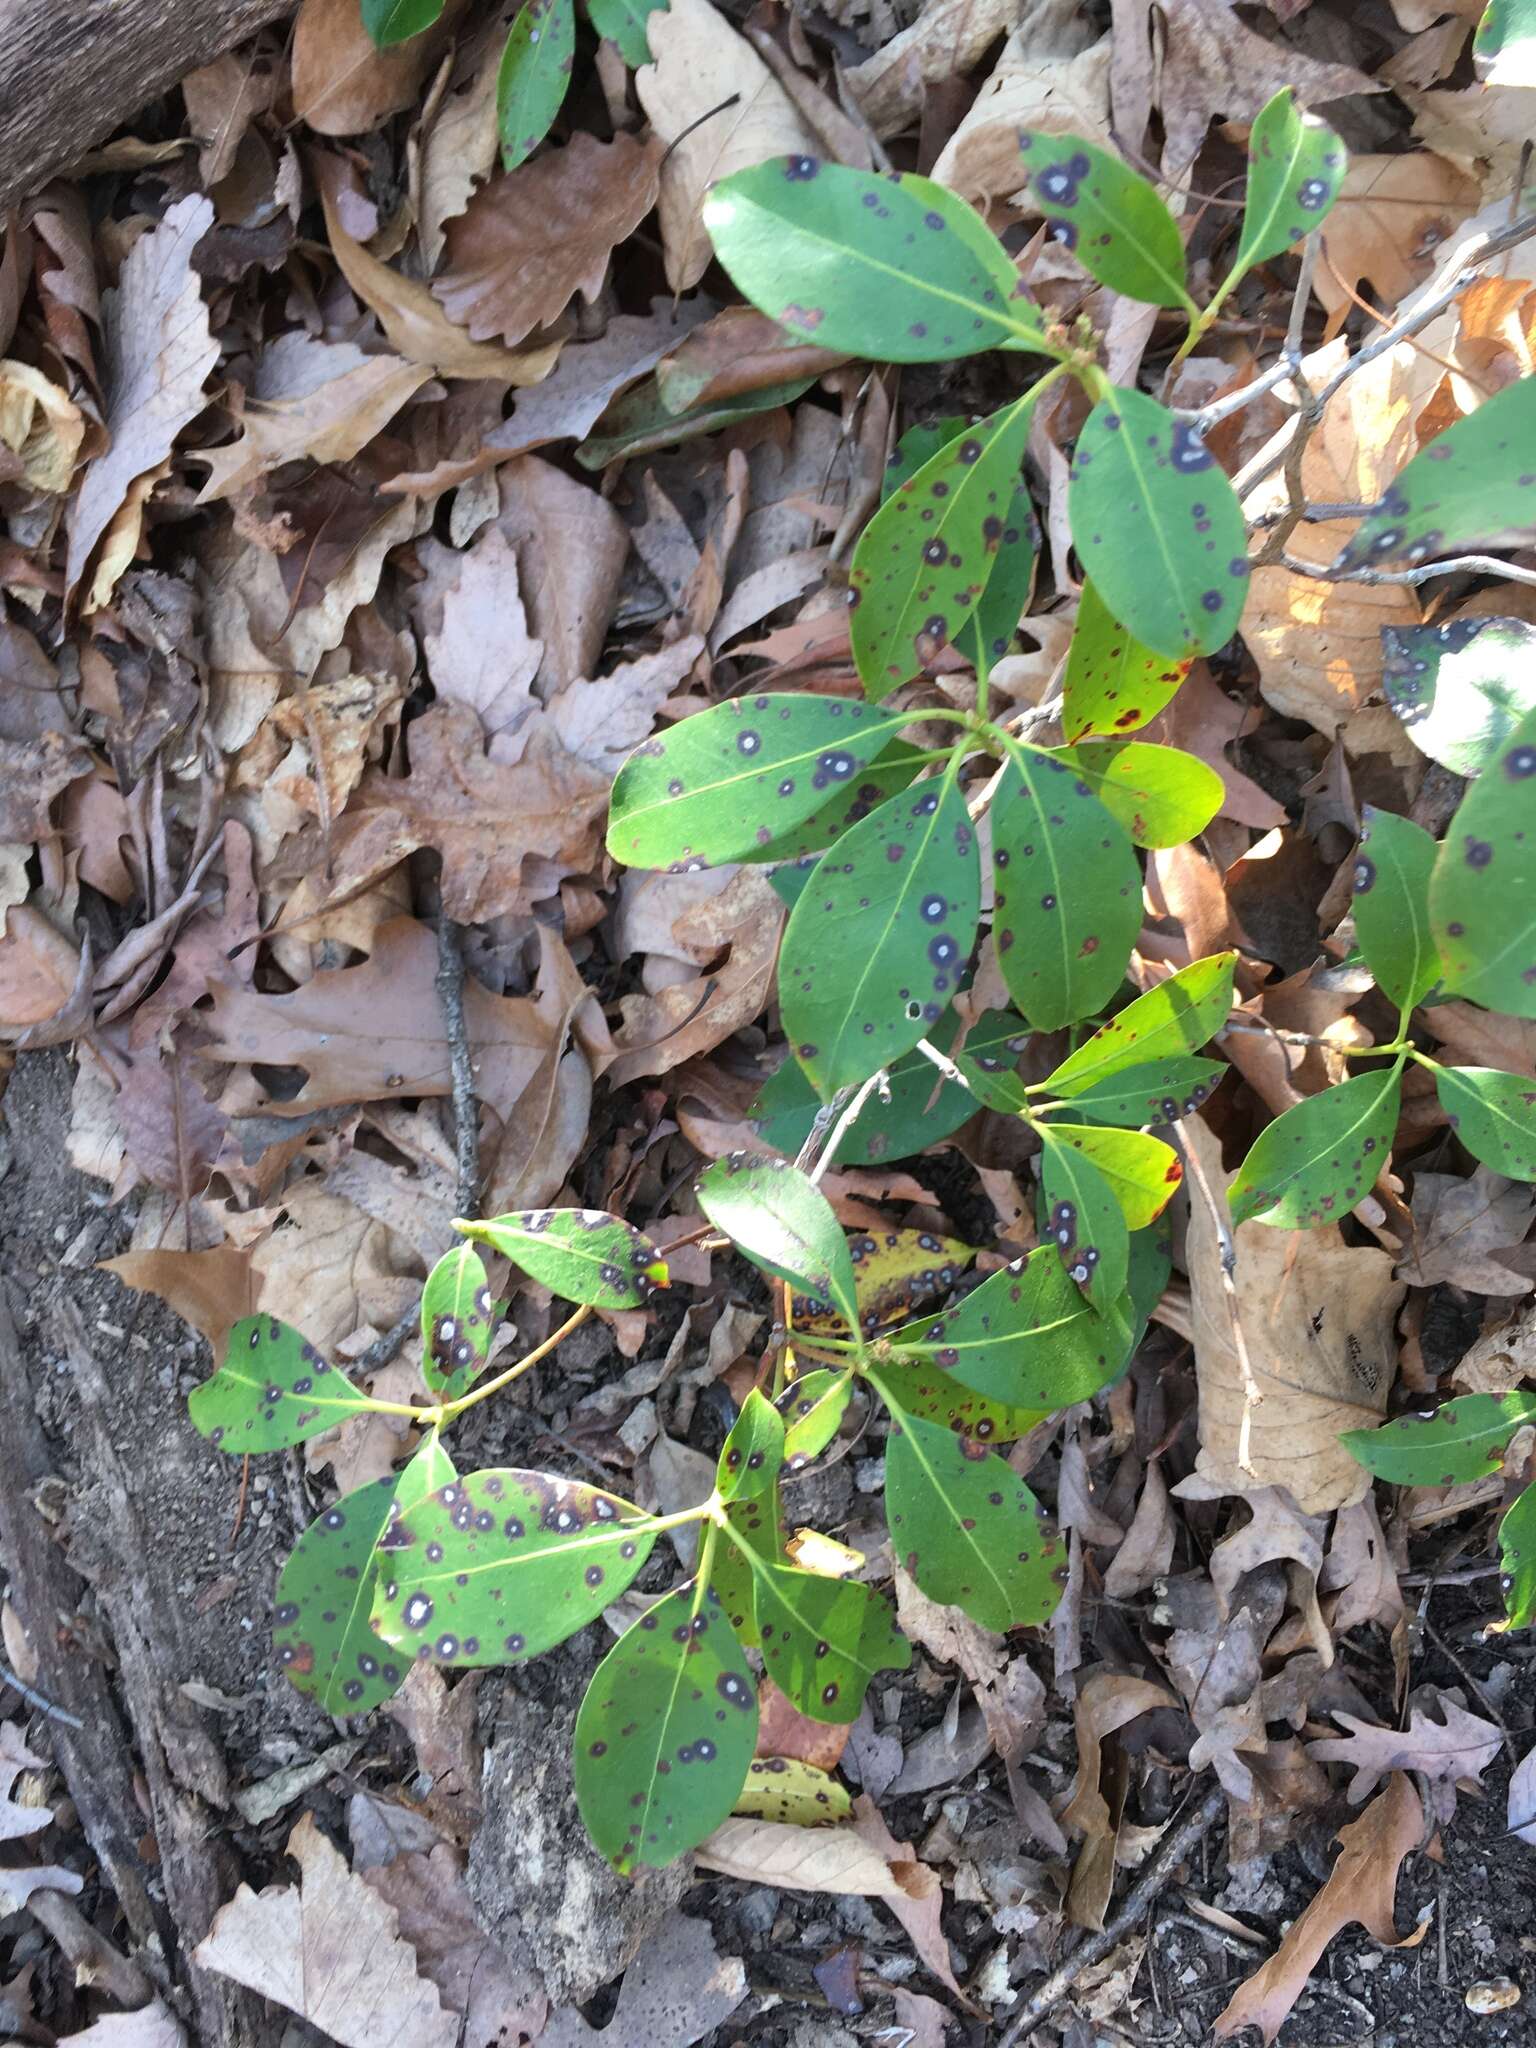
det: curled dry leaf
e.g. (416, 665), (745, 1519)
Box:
(0, 1722), (50, 1841)
(0, 358), (85, 492)
(848, 0), (1024, 138)
(1308, 1693), (1502, 1816)
(1399, 1166), (1536, 1296)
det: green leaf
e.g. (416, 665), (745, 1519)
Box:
(576, 372), (815, 469)
(458, 1210), (667, 1309)
(851, 397), (1036, 697)
(1035, 1129), (1131, 1307)
(362, 0), (444, 46)
(190, 1316), (372, 1453)
(574, 1577), (757, 1872)
(894, 1245), (1136, 1418)
(1017, 131), (1189, 309)
(751, 742), (931, 864)
(780, 775), (981, 1092)
(1475, 0), (1536, 86)
(872, 1377), (1065, 1630)
(1333, 380), (1536, 575)
(586, 0), (666, 66)
(608, 694), (911, 869)
(779, 1369), (853, 1467)
(1062, 579), (1191, 741)
(1435, 1066), (1536, 1180)
(1229, 89), (1345, 283)
(1382, 618), (1536, 778)
(373, 1470), (657, 1666)
(1342, 1390), (1536, 1485)
(1428, 703), (1536, 1018)
(1056, 739), (1223, 848)
(1069, 388), (1250, 659)
(1351, 806), (1442, 1010)
(1229, 1067), (1401, 1228)
(717, 1390), (785, 1502)
(1040, 1124), (1184, 1228)
(496, 0), (575, 172)
(1047, 1054), (1226, 1127)
(1042, 954), (1236, 1096)
(274, 1436), (453, 1715)
(746, 1560), (909, 1723)
(991, 745), (1142, 1032)
(702, 159), (1043, 363)
(1496, 1481), (1536, 1631)
(420, 1243), (495, 1398)
(712, 1487), (784, 1648)
(868, 1358), (1054, 1442)
(697, 1154), (858, 1328)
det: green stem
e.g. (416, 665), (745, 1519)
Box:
(434, 1301), (594, 1425)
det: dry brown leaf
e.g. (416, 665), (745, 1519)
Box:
(546, 638), (703, 778)
(100, 1243), (261, 1364)
(415, 22), (504, 269)
(65, 196), (218, 605)
(0, 1722), (50, 1842)
(695, 1814), (911, 1892)
(0, 729), (92, 845)
(1313, 152), (1483, 329)
(1213, 1773), (1426, 2043)
(247, 1178), (419, 1356)
(362, 1842), (544, 2042)
(1101, 1460), (1176, 1599)
(421, 526), (543, 742)
(193, 1812), (455, 2048)
(849, 1797), (968, 2000)
(0, 358), (85, 492)
(293, 0), (462, 137)
(1184, 1117), (1402, 1512)
(1309, 1695), (1501, 1814)
(1405, 81), (1536, 193)
(1062, 1673), (1178, 1927)
(0, 903), (84, 1033)
(434, 133), (662, 347)
(495, 456), (631, 693)
(848, 0), (1023, 138)
(1452, 1300), (1536, 1396)
(541, 1914), (746, 2048)
(1399, 1167), (1536, 1296)
(931, 13), (1111, 205)
(637, 0), (817, 292)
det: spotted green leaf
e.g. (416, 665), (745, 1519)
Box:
(780, 775), (981, 1093)
(373, 1470), (657, 1666)
(420, 1242), (495, 1398)
(991, 745), (1142, 1032)
(1041, 1124), (1183, 1228)
(497, 0), (574, 172)
(752, 741), (930, 863)
(1229, 1066), (1401, 1228)
(458, 1209), (667, 1309)
(712, 1481), (785, 1648)
(779, 1369), (853, 1466)
(746, 1560), (909, 1723)
(586, 0), (666, 66)
(1055, 740), (1223, 848)
(893, 1245), (1136, 1418)
(190, 1316), (372, 1453)
(1047, 1054), (1225, 1127)
(1062, 579), (1192, 742)
(1042, 954), (1236, 1097)
(1069, 389), (1250, 659)
(1351, 806), (1441, 1011)
(869, 1357), (1055, 1442)
(1333, 380), (1536, 576)
(1342, 1390), (1536, 1485)
(697, 1154), (858, 1329)
(574, 1577), (757, 1873)
(872, 1377), (1065, 1631)
(718, 1390), (785, 1503)
(1495, 1481), (1536, 1631)
(1381, 618), (1536, 778)
(607, 694), (911, 869)
(1429, 705), (1536, 1017)
(1016, 131), (1190, 310)
(1435, 1067), (1536, 1180)
(274, 1435), (453, 1715)
(703, 159), (1045, 363)
(362, 0), (444, 44)
(1036, 1128), (1129, 1307)
(1229, 90), (1345, 285)
(1475, 0), (1536, 85)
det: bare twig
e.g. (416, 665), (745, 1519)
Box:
(0, 1656), (84, 1729)
(435, 915), (480, 1218)
(1273, 549), (1536, 590)
(1175, 1120), (1263, 1480)
(808, 1067), (890, 1184)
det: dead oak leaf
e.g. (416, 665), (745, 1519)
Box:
(1308, 1694), (1501, 1816)
(1399, 1165), (1536, 1296)
(435, 133), (662, 347)
(1314, 152), (1483, 331)
(421, 525), (543, 742)
(541, 1914), (745, 2048)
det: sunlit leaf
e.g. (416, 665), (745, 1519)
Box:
(1475, 0), (1536, 85)
(869, 1357), (1054, 1443)
(497, 0), (575, 171)
(373, 1470), (656, 1666)
(1428, 704), (1536, 1018)
(362, 0), (444, 45)
(1351, 806), (1441, 1010)
(1036, 1126), (1130, 1306)
(1056, 739), (1223, 848)
(574, 1578), (757, 1873)
(752, 742), (930, 863)
(1229, 89), (1345, 282)
(1069, 388), (1250, 659)
(1042, 954), (1236, 1097)
(697, 1154), (859, 1328)
(1343, 1390), (1536, 1484)
(872, 1376), (1066, 1630)
(1381, 617), (1536, 778)
(190, 1316), (372, 1453)
(1495, 1481), (1536, 1631)
(1435, 1066), (1536, 1180)
(991, 745), (1142, 1031)
(1040, 1124), (1183, 1228)
(1016, 131), (1189, 308)
(458, 1209), (667, 1309)
(608, 694), (911, 869)
(1062, 579), (1191, 741)
(779, 1369), (853, 1467)
(1048, 1053), (1226, 1127)
(717, 1390), (786, 1503)
(747, 1559), (909, 1723)
(420, 1242), (496, 1398)
(1229, 1067), (1402, 1228)
(735, 1755), (851, 1826)
(702, 159), (1044, 363)
(586, 0), (667, 66)
(780, 775), (981, 1093)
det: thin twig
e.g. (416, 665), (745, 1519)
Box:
(1175, 1120), (1262, 1480)
(1187, 235), (1318, 435)
(0, 1656), (85, 1730)
(1274, 549), (1536, 590)
(914, 1036), (975, 1093)
(808, 1068), (889, 1184)
(435, 915), (480, 1218)
(997, 1782), (1227, 2045)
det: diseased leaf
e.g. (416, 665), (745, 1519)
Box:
(496, 0), (575, 172)
(1043, 954), (1236, 1097)
(1229, 1068), (1402, 1228)
(1381, 617), (1536, 778)
(459, 1209), (668, 1308)
(1016, 131), (1189, 309)
(990, 746), (1142, 1032)
(779, 1370), (853, 1467)
(1230, 89), (1346, 282)
(1343, 1390), (1536, 1486)
(607, 695), (911, 869)
(702, 159), (1043, 362)
(1068, 389), (1250, 660)
(1496, 1482), (1536, 1630)
(779, 775), (981, 1093)
(1333, 381), (1536, 576)
(736, 1756), (851, 1826)
(1056, 739), (1223, 848)
(1429, 704), (1536, 1019)
(362, 0), (445, 44)
(373, 1471), (657, 1666)
(750, 742), (930, 864)
(190, 1316), (372, 1453)
(713, 1480), (785, 1649)
(1036, 1126), (1130, 1306)
(806, 1227), (973, 1339)
(747, 1561), (910, 1723)
(573, 1578), (757, 1872)
(1062, 579), (1191, 742)
(1475, 0), (1536, 86)
(697, 1154), (859, 1329)
(587, 0), (667, 66)
(1351, 807), (1441, 1011)
(1434, 1067), (1536, 1180)
(717, 1390), (785, 1502)
(420, 1243), (496, 1399)
(1049, 1055), (1226, 1127)
(870, 1357), (1056, 1443)
(1039, 1124), (1184, 1228)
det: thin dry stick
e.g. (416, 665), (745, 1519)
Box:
(0, 1656), (84, 1729)
(1175, 1119), (1263, 1479)
(1274, 549), (1536, 591)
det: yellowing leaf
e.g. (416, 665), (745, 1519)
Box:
(734, 1756), (852, 1827)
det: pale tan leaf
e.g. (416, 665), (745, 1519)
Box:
(0, 359), (85, 492)
(416, 23), (503, 270)
(100, 1243), (260, 1364)
(546, 638), (704, 778)
(293, 0), (462, 137)
(0, 1722), (50, 1842)
(422, 526), (543, 741)
(848, 0), (1022, 138)
(540, 1914), (745, 2048)
(1399, 1166), (1536, 1296)
(55, 2000), (185, 2048)
(1308, 1695), (1501, 1808)
(695, 1815), (910, 1893)
(1313, 152), (1483, 329)
(931, 16), (1111, 204)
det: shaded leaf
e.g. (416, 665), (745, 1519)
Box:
(1229, 1067), (1402, 1229)
(1343, 1390), (1536, 1486)
(459, 1209), (667, 1309)
(362, 0), (445, 45)
(587, 0), (667, 66)
(1057, 739), (1223, 848)
(717, 1390), (785, 1503)
(1496, 1482), (1536, 1631)
(1352, 807), (1441, 1011)
(1309, 1697), (1500, 1807)
(1381, 617), (1536, 778)
(1429, 704), (1536, 1019)
(802, 1227), (974, 1339)
(1016, 131), (1189, 308)
(1435, 1066), (1536, 1180)
(697, 1154), (859, 1329)
(496, 0), (574, 171)
(1230, 89), (1345, 283)
(190, 1316), (372, 1453)
(1062, 579), (1191, 742)
(420, 1244), (495, 1399)
(747, 1561), (910, 1723)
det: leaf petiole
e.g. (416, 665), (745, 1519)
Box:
(433, 1301), (594, 1424)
